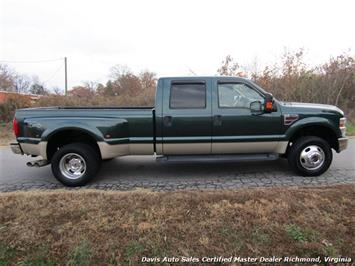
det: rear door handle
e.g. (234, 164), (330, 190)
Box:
(163, 116), (172, 127)
(213, 115), (222, 126)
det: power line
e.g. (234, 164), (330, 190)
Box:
(42, 64), (64, 84)
(64, 57), (68, 95)
(0, 58), (64, 64)
(1, 57), (69, 94)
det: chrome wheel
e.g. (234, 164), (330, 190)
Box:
(59, 153), (86, 180)
(299, 145), (325, 171)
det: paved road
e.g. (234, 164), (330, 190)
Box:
(0, 140), (354, 192)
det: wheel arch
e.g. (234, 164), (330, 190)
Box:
(286, 124), (339, 154)
(46, 128), (102, 161)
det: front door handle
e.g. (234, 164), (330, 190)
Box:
(163, 116), (172, 127)
(213, 115), (222, 126)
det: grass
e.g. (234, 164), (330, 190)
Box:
(67, 241), (92, 266)
(0, 185), (354, 265)
(285, 224), (306, 242)
(123, 241), (145, 265)
(347, 122), (355, 136)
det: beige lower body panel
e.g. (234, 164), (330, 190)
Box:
(160, 141), (288, 155)
(19, 141), (288, 160)
(163, 143), (211, 155)
(155, 143), (163, 155)
(100, 141), (288, 158)
(212, 141), (288, 154)
(98, 142), (154, 159)
(20, 141), (48, 159)
(338, 137), (348, 152)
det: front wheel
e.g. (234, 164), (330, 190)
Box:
(287, 136), (332, 176)
(51, 143), (101, 186)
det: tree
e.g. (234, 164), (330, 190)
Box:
(82, 81), (99, 92)
(30, 83), (46, 95)
(115, 73), (142, 96)
(14, 74), (30, 93)
(29, 76), (47, 95)
(319, 54), (354, 106)
(139, 70), (157, 91)
(109, 65), (131, 80)
(217, 55), (246, 77)
(95, 67), (157, 97)
(53, 87), (63, 95)
(69, 86), (94, 97)
(107, 65), (143, 96)
(96, 80), (117, 96)
(0, 64), (16, 91)
(96, 83), (105, 95)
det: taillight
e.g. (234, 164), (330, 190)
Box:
(13, 118), (20, 137)
(339, 117), (346, 128)
(339, 117), (346, 136)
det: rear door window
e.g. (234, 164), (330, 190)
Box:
(170, 83), (206, 109)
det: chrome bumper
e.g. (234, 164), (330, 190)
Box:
(338, 137), (348, 152)
(10, 142), (23, 155)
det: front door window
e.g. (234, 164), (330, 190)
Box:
(218, 83), (264, 109)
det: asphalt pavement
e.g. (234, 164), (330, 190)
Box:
(0, 140), (354, 192)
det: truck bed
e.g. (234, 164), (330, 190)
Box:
(15, 107), (156, 155)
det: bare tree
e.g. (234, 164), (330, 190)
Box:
(29, 76), (47, 95)
(82, 81), (99, 92)
(69, 86), (95, 97)
(52, 87), (63, 95)
(217, 55), (248, 77)
(109, 65), (131, 80)
(14, 74), (31, 93)
(139, 70), (157, 90)
(0, 64), (16, 91)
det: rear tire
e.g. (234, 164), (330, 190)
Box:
(51, 143), (100, 186)
(288, 136), (332, 176)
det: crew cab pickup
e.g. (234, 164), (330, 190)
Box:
(11, 76), (349, 186)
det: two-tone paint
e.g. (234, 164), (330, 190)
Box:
(12, 76), (348, 160)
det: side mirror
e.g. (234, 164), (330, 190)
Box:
(250, 101), (263, 115)
(264, 93), (274, 113)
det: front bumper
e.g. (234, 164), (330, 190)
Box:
(338, 137), (348, 152)
(10, 142), (23, 155)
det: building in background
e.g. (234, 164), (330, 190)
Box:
(0, 91), (41, 104)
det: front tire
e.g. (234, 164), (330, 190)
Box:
(288, 136), (332, 176)
(51, 143), (100, 186)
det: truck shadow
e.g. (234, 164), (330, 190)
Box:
(97, 157), (293, 183)
(1, 148), (352, 191)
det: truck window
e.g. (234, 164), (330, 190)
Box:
(170, 83), (206, 109)
(218, 83), (263, 108)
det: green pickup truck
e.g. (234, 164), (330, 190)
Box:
(11, 76), (348, 186)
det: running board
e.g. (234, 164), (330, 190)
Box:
(156, 153), (279, 163)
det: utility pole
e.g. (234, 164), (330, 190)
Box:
(64, 57), (68, 96)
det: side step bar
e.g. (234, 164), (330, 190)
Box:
(156, 153), (279, 163)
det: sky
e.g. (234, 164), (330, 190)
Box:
(0, 0), (354, 91)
